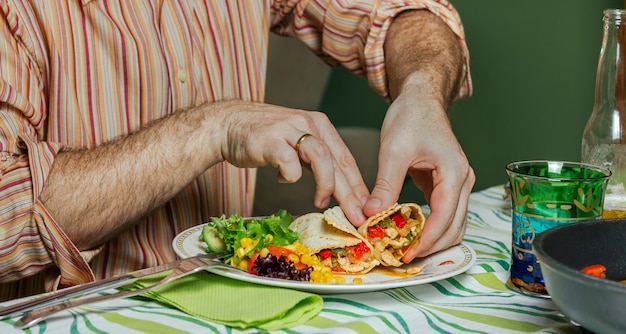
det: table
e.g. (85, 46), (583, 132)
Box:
(0, 185), (583, 334)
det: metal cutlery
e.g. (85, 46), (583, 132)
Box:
(11, 254), (230, 329)
(1, 255), (214, 320)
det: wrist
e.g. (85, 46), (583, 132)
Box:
(191, 101), (233, 165)
(385, 10), (464, 106)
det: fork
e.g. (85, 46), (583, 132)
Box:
(14, 255), (233, 329)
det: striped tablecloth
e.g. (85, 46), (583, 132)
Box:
(0, 185), (582, 334)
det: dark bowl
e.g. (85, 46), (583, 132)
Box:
(533, 219), (626, 334)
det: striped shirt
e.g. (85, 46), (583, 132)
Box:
(0, 0), (470, 300)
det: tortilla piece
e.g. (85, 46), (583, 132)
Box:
(323, 206), (370, 242)
(357, 203), (425, 267)
(289, 207), (379, 274)
(289, 212), (363, 254)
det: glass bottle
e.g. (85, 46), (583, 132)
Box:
(581, 9), (626, 218)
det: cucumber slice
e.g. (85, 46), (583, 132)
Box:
(202, 226), (226, 254)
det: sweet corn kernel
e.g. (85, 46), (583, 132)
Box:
(335, 276), (346, 284)
(310, 271), (322, 281)
(238, 259), (249, 270)
(240, 237), (254, 248)
(288, 253), (299, 263)
(406, 266), (423, 275)
(352, 277), (363, 284)
(266, 234), (273, 242)
(295, 243), (308, 255)
(259, 247), (270, 258)
(236, 247), (246, 258)
(301, 254), (314, 266)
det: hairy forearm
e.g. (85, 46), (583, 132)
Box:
(384, 9), (465, 105)
(39, 103), (226, 250)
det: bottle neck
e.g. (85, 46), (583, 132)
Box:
(595, 9), (626, 111)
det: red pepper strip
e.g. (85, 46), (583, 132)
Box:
(247, 252), (260, 274)
(319, 249), (332, 259)
(391, 213), (407, 229)
(347, 242), (370, 261)
(368, 226), (385, 239)
(581, 264), (607, 278)
(331, 264), (343, 273)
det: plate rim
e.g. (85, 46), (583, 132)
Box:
(172, 223), (476, 294)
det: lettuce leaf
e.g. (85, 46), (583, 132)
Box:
(201, 209), (299, 260)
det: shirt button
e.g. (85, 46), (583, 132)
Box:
(178, 70), (187, 83)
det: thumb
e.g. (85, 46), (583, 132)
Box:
(363, 173), (404, 217)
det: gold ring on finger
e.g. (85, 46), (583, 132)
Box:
(295, 133), (313, 155)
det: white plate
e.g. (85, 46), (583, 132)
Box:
(172, 224), (476, 294)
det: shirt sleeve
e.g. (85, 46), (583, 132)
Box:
(0, 4), (94, 288)
(269, 0), (472, 102)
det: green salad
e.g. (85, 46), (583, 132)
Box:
(200, 209), (299, 262)
(200, 209), (343, 283)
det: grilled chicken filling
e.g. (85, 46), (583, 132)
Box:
(318, 242), (377, 273)
(367, 208), (422, 266)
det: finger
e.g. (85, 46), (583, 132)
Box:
(314, 119), (370, 206)
(297, 133), (368, 224)
(412, 171), (434, 204)
(273, 142), (305, 185)
(331, 161), (368, 225)
(273, 131), (319, 184)
(419, 185), (467, 255)
(402, 166), (475, 261)
(304, 116), (369, 224)
(363, 146), (407, 217)
(295, 133), (336, 208)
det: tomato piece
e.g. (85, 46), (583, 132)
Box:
(581, 264), (607, 278)
(346, 242), (370, 261)
(391, 213), (407, 229)
(368, 226), (385, 239)
(247, 252), (260, 274)
(267, 245), (295, 258)
(331, 264), (343, 273)
(319, 249), (332, 259)
(247, 244), (314, 275)
(266, 245), (308, 270)
(293, 261), (308, 270)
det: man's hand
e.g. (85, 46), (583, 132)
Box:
(220, 101), (370, 225)
(42, 100), (370, 250)
(362, 9), (475, 260)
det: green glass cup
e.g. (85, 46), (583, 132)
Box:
(505, 161), (611, 297)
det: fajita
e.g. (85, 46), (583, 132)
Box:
(289, 206), (380, 274)
(357, 203), (425, 267)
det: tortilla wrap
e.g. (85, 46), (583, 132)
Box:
(289, 206), (379, 274)
(357, 203), (425, 267)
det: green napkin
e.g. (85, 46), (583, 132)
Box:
(129, 270), (323, 330)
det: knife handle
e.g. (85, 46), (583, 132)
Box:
(0, 274), (134, 319)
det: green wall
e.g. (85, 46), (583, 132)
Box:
(319, 0), (623, 204)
